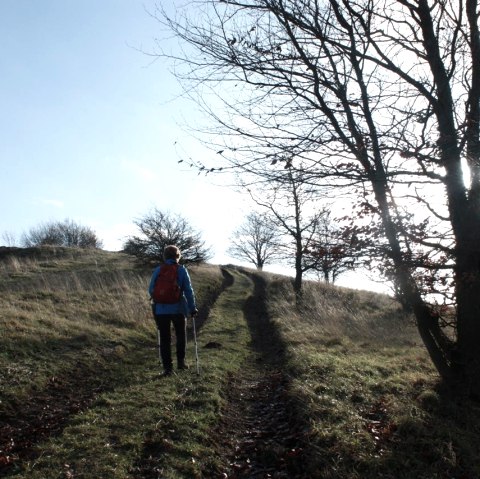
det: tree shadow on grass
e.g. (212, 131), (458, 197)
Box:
(209, 268), (308, 478)
(240, 270), (288, 365)
(0, 357), (110, 476)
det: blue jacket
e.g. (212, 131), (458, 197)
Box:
(149, 259), (197, 316)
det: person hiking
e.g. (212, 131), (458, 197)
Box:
(149, 245), (198, 377)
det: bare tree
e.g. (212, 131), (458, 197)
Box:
(22, 219), (103, 249)
(160, 0), (480, 396)
(306, 210), (357, 284)
(227, 211), (279, 270)
(123, 209), (211, 265)
(248, 167), (326, 299)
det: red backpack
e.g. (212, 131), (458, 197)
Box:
(152, 264), (181, 304)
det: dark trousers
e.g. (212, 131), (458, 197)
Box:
(154, 314), (186, 371)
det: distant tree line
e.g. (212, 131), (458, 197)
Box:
(3, 206), (354, 289)
(227, 166), (357, 294)
(1, 211), (212, 267)
(229, 204), (357, 292)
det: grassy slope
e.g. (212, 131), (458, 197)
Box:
(1, 247), (251, 478)
(264, 275), (480, 479)
(1, 248), (480, 478)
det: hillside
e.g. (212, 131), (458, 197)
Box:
(1, 248), (479, 478)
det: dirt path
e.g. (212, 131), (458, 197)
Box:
(207, 272), (307, 479)
(1, 269), (308, 478)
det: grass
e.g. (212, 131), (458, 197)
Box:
(263, 274), (480, 479)
(2, 247), (480, 478)
(0, 247), (252, 478)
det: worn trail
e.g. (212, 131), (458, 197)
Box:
(1, 268), (307, 478)
(208, 272), (306, 479)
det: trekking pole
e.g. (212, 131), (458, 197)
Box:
(192, 314), (200, 375)
(157, 328), (161, 364)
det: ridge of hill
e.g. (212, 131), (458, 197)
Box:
(1, 247), (480, 478)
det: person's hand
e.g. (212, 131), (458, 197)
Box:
(191, 309), (198, 318)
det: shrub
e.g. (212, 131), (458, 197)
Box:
(22, 219), (103, 249)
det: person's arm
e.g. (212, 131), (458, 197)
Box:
(180, 266), (197, 315)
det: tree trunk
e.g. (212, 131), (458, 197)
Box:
(323, 268), (330, 284)
(370, 173), (455, 383)
(293, 250), (303, 303)
(292, 231), (304, 303)
(257, 255), (264, 270)
(452, 217), (480, 396)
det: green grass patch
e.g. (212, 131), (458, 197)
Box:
(1, 248), (252, 478)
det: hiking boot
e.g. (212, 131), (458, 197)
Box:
(177, 362), (189, 370)
(160, 369), (175, 377)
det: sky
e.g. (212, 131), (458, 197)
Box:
(0, 1), (248, 253)
(0, 0), (389, 294)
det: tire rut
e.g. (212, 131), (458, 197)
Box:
(206, 271), (307, 479)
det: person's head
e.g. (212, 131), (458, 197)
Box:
(163, 245), (181, 263)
